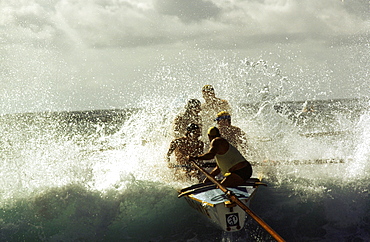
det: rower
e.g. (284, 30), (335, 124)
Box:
(189, 127), (253, 187)
(201, 85), (231, 139)
(215, 111), (249, 152)
(167, 123), (204, 180)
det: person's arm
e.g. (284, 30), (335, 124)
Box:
(189, 139), (224, 183)
(237, 128), (249, 151)
(201, 165), (221, 183)
(193, 141), (205, 164)
(172, 115), (182, 137)
(199, 141), (204, 154)
(209, 165), (220, 177)
(222, 99), (232, 115)
(189, 139), (219, 161)
(167, 140), (178, 163)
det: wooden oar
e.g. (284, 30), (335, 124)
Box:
(190, 159), (285, 242)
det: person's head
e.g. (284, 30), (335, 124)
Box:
(186, 99), (201, 113)
(207, 126), (220, 141)
(186, 123), (201, 139)
(215, 111), (231, 126)
(202, 85), (216, 100)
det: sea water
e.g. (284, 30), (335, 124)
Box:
(1, 56), (369, 241)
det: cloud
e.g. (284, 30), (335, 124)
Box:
(0, 1), (57, 47)
(153, 0), (221, 23)
(0, 0), (368, 113)
(0, 0), (368, 50)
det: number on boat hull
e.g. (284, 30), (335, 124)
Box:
(226, 213), (240, 229)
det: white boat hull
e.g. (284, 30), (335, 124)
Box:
(179, 179), (262, 232)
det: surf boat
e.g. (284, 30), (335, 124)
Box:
(178, 178), (265, 232)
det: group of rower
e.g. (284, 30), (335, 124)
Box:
(166, 85), (253, 187)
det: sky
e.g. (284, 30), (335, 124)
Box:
(0, 0), (369, 114)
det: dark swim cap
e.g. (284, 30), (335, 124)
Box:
(186, 99), (201, 109)
(202, 85), (214, 92)
(186, 123), (200, 132)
